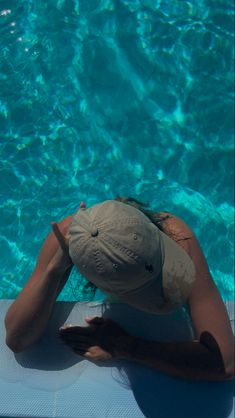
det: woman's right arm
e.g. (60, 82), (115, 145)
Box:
(4, 214), (74, 353)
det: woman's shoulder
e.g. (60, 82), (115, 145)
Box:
(154, 211), (195, 256)
(154, 211), (194, 238)
(155, 212), (211, 281)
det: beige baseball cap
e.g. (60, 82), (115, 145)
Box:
(69, 200), (196, 314)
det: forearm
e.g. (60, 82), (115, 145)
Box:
(117, 334), (233, 381)
(5, 265), (72, 352)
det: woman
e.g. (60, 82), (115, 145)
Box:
(4, 196), (234, 381)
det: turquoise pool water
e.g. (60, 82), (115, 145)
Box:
(0, 0), (234, 302)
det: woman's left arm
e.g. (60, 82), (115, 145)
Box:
(114, 328), (233, 381)
(115, 233), (234, 381)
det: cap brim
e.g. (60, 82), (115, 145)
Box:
(159, 230), (196, 306)
(112, 270), (171, 314)
(108, 230), (195, 315)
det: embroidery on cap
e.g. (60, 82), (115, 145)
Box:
(94, 249), (105, 273)
(104, 234), (140, 262)
(145, 263), (154, 273)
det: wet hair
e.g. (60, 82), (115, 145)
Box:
(114, 196), (170, 231)
(78, 196), (170, 300)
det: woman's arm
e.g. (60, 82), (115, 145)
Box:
(114, 330), (232, 381)
(80, 285), (234, 380)
(5, 215), (74, 353)
(159, 213), (234, 378)
(120, 219), (234, 380)
(115, 290), (234, 381)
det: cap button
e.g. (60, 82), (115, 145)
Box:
(91, 227), (99, 237)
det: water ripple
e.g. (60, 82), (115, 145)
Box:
(0, 0), (234, 300)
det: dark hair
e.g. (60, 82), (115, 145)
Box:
(79, 196), (170, 300)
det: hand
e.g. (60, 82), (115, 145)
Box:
(47, 202), (86, 274)
(59, 317), (132, 361)
(51, 221), (70, 253)
(48, 222), (73, 274)
(51, 201), (86, 252)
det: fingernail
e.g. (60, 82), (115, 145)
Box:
(60, 324), (72, 330)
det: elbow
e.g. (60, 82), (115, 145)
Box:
(222, 349), (235, 379)
(5, 325), (31, 353)
(5, 319), (24, 353)
(5, 331), (40, 354)
(5, 335), (24, 353)
(225, 361), (235, 379)
(5, 327), (29, 353)
(5, 317), (33, 353)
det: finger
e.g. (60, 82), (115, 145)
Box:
(58, 335), (90, 350)
(51, 222), (68, 252)
(85, 316), (104, 325)
(59, 333), (92, 350)
(61, 342), (95, 354)
(59, 328), (92, 343)
(84, 351), (93, 358)
(73, 349), (98, 359)
(64, 232), (71, 244)
(65, 341), (91, 351)
(59, 325), (91, 334)
(73, 349), (87, 356)
(59, 324), (74, 330)
(59, 333), (92, 344)
(52, 222), (70, 252)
